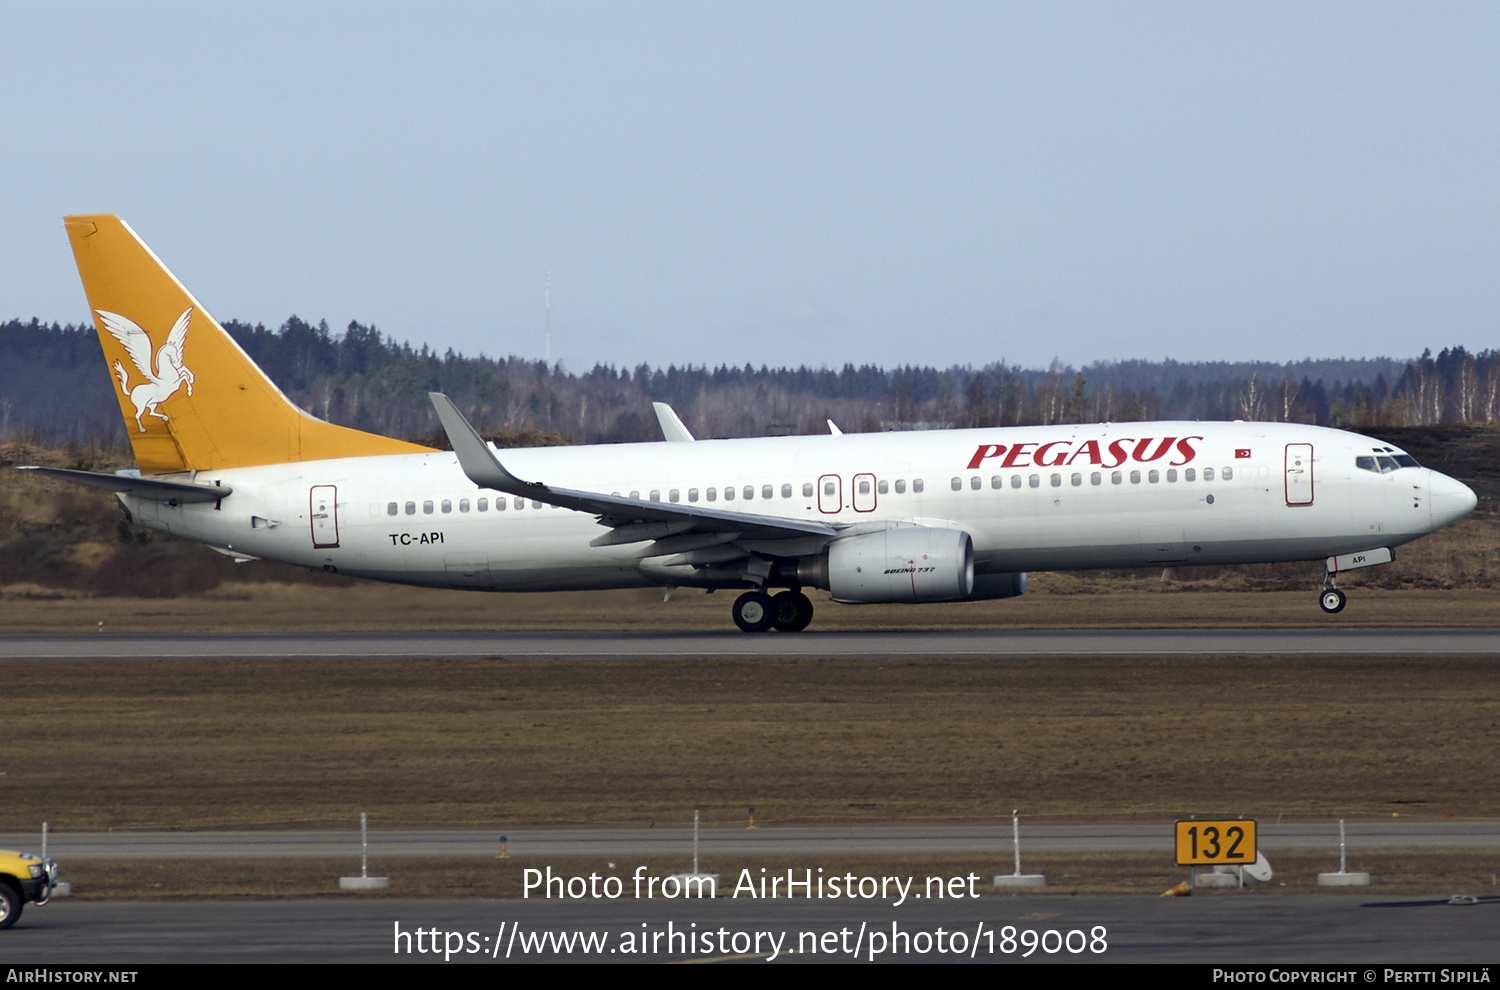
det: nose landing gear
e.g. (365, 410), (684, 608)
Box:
(1319, 587), (1347, 613)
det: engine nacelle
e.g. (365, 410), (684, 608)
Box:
(823, 527), (975, 603)
(967, 571), (1028, 601)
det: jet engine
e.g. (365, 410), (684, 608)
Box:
(794, 526), (975, 603)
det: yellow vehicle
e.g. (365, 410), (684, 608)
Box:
(0, 849), (59, 930)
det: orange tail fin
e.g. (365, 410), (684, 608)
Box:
(65, 215), (431, 474)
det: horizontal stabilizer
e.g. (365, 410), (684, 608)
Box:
(17, 466), (231, 503)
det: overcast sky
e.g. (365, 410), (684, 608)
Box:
(3, 2), (1497, 372)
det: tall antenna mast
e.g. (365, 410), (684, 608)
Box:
(544, 269), (551, 367)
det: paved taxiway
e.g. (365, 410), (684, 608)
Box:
(4, 822), (1497, 859)
(4, 627), (1499, 659)
(4, 896), (1497, 963)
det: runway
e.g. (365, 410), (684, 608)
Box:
(4, 822), (1497, 859)
(4, 627), (1500, 659)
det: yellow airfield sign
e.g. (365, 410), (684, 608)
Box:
(1175, 820), (1257, 866)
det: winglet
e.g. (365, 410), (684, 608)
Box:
(827, 419), (843, 436)
(429, 392), (546, 497)
(652, 402), (696, 442)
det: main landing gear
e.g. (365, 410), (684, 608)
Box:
(732, 589), (814, 632)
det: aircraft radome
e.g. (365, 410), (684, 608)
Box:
(21, 215), (1478, 632)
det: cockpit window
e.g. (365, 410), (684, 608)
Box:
(1358, 453), (1420, 473)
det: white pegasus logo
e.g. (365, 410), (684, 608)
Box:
(99, 308), (196, 432)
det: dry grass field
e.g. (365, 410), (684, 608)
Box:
(5, 654), (1498, 832)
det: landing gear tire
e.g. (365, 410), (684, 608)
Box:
(1319, 589), (1347, 614)
(771, 591), (814, 632)
(0, 883), (20, 931)
(733, 591), (775, 633)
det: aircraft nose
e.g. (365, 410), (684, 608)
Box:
(1427, 469), (1478, 531)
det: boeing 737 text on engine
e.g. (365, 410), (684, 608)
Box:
(22, 216), (1478, 632)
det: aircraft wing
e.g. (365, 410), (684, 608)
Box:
(430, 393), (844, 550)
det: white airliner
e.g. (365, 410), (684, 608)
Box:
(24, 216), (1479, 631)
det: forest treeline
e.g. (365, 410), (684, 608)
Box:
(2, 315), (1497, 446)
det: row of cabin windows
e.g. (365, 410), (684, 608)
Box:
(382, 465), (1239, 517)
(949, 466), (1235, 491)
(388, 497), (554, 515)
(386, 479), (931, 514)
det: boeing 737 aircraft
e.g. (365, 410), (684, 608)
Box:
(22, 215), (1478, 631)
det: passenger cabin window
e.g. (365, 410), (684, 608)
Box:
(441, 499), (452, 513)
(1203, 468), (1215, 481)
(859, 479), (872, 495)
(1166, 469), (1177, 482)
(1090, 472), (1101, 486)
(1010, 475), (1022, 489)
(630, 490), (640, 499)
(459, 499), (470, 512)
(761, 485), (773, 499)
(1129, 471), (1141, 484)
(515, 497), (525, 510)
(1028, 474), (1040, 488)
(478, 498), (489, 511)
(803, 483), (814, 497)
(1185, 468), (1196, 482)
(991, 476), (1002, 489)
(878, 480), (889, 494)
(1071, 473), (1082, 486)
(387, 502), (398, 515)
(650, 490), (661, 501)
(951, 477), (962, 492)
(1050, 473), (1062, 487)
(894, 479), (906, 494)
(405, 501), (416, 515)
(823, 481), (836, 496)
(723, 486), (733, 500)
(913, 479), (924, 493)
(704, 488), (714, 502)
(671, 489), (681, 503)
(1111, 472), (1122, 485)
(1148, 470), (1159, 484)
(1223, 466), (1234, 480)
(423, 500), (434, 514)
(970, 476), (982, 491)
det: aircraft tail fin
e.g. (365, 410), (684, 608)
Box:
(64, 215), (431, 474)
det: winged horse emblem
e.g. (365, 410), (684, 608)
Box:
(98, 309), (196, 432)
